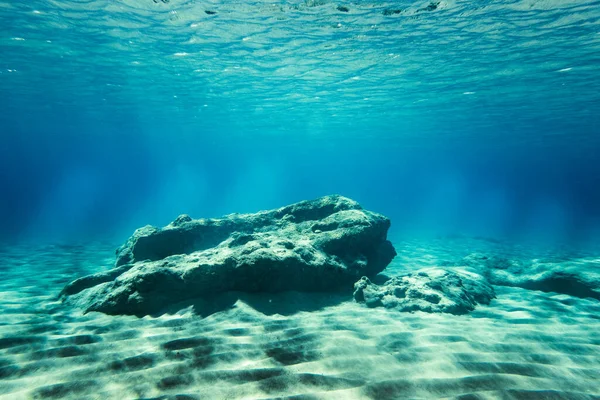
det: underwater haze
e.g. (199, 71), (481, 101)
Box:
(1, 0), (600, 244)
(2, 2), (600, 400)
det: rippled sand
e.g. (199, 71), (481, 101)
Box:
(0, 239), (599, 400)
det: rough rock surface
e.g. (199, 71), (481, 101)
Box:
(61, 195), (397, 316)
(454, 253), (600, 300)
(353, 267), (495, 314)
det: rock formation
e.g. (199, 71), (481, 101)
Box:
(61, 195), (396, 316)
(353, 267), (495, 314)
(455, 253), (600, 300)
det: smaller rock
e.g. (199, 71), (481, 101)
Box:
(353, 268), (495, 315)
(455, 253), (600, 300)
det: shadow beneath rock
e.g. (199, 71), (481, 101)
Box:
(371, 273), (392, 285)
(155, 292), (239, 318)
(153, 290), (352, 318)
(238, 290), (351, 316)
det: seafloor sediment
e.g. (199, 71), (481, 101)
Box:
(0, 238), (599, 400)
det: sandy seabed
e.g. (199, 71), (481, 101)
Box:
(0, 238), (599, 400)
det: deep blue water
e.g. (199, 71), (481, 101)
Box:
(1, 0), (599, 246)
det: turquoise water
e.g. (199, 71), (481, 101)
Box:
(1, 3), (600, 399)
(1, 1), (599, 242)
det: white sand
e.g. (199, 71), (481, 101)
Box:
(0, 239), (599, 400)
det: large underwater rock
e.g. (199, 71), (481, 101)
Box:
(61, 195), (397, 316)
(353, 267), (495, 315)
(455, 253), (600, 301)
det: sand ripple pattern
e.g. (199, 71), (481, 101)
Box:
(0, 239), (599, 399)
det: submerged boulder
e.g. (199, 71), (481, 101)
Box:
(353, 267), (495, 314)
(456, 253), (600, 300)
(61, 195), (396, 316)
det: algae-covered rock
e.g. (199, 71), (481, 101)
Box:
(61, 195), (396, 316)
(457, 253), (600, 300)
(353, 267), (495, 314)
